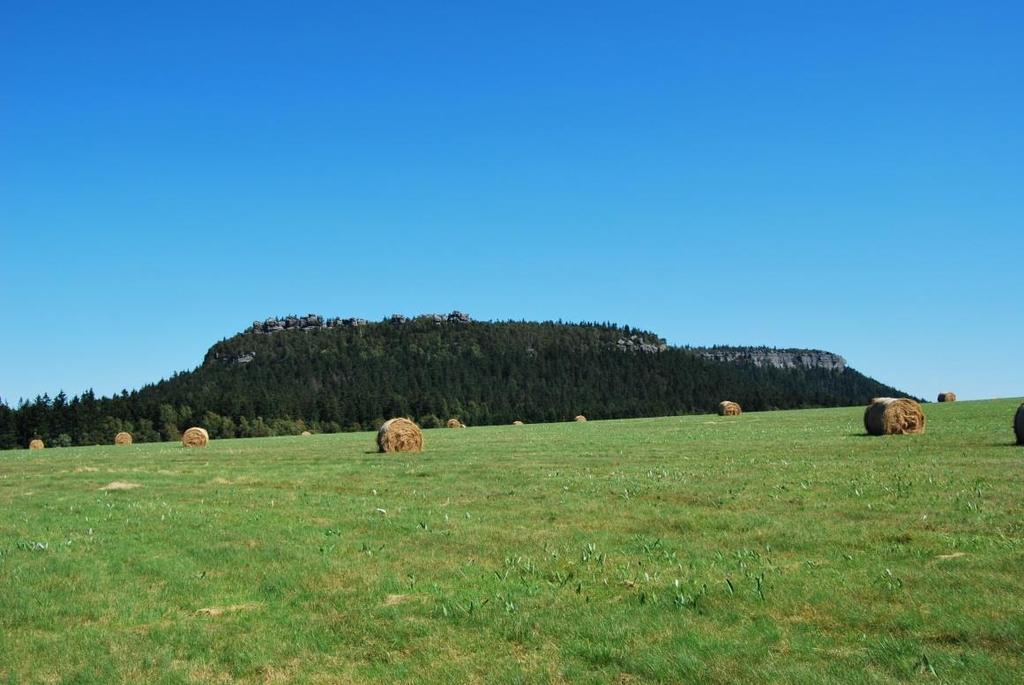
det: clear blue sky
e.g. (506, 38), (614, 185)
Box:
(2, 1), (1021, 404)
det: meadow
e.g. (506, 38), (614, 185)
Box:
(1, 399), (1022, 683)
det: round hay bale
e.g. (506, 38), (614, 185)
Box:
(377, 418), (423, 453)
(864, 398), (926, 436)
(1015, 403), (1024, 446)
(114, 431), (133, 446)
(181, 427), (210, 448)
(937, 392), (957, 403)
(446, 418), (465, 429)
(28, 439), (44, 450)
(301, 430), (312, 436)
(718, 401), (742, 416)
(575, 415), (587, 422)
(512, 420), (524, 426)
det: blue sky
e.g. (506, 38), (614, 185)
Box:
(2, 1), (1021, 404)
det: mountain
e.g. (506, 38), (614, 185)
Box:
(0, 313), (910, 448)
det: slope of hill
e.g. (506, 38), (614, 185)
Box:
(0, 314), (910, 447)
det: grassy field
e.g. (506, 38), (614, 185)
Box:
(2, 399), (1023, 683)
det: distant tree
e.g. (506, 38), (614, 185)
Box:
(159, 404), (180, 441)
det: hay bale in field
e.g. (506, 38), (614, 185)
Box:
(512, 420), (524, 426)
(377, 418), (423, 453)
(718, 401), (742, 416)
(28, 439), (44, 450)
(937, 392), (957, 403)
(114, 431), (133, 446)
(446, 418), (465, 429)
(301, 430), (312, 436)
(864, 398), (926, 436)
(181, 427), (210, 448)
(575, 415), (587, 422)
(1015, 403), (1024, 446)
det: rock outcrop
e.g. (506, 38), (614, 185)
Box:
(211, 350), (256, 365)
(693, 347), (846, 372)
(251, 314), (329, 334)
(615, 334), (668, 354)
(248, 312), (472, 334)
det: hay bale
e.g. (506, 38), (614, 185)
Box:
(181, 427), (210, 448)
(864, 398), (926, 435)
(1015, 403), (1024, 446)
(301, 430), (312, 436)
(114, 431), (133, 446)
(718, 401), (742, 416)
(937, 392), (957, 403)
(446, 418), (465, 429)
(377, 418), (423, 453)
(575, 415), (587, 422)
(28, 439), (44, 450)
(512, 420), (524, 426)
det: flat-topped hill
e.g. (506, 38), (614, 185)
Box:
(1, 314), (909, 447)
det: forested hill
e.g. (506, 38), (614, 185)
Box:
(0, 314), (909, 448)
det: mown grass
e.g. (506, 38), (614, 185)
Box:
(2, 398), (1023, 683)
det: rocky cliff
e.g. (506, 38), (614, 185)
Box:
(243, 314), (844, 372)
(693, 347), (847, 372)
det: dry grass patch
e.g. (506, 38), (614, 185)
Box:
(196, 603), (261, 617)
(99, 481), (142, 491)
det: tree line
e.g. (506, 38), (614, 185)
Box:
(0, 319), (907, 449)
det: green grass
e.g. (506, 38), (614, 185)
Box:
(2, 398), (1023, 683)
